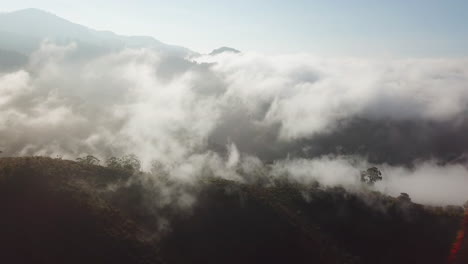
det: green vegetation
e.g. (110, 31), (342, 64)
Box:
(106, 154), (141, 173)
(0, 156), (163, 264)
(0, 156), (465, 264)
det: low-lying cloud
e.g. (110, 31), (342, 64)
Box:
(0, 41), (467, 205)
(272, 156), (468, 205)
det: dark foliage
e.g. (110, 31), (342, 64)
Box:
(360, 167), (383, 185)
(0, 157), (465, 264)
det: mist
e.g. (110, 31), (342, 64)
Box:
(0, 41), (467, 205)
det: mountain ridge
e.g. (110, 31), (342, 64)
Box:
(0, 8), (196, 57)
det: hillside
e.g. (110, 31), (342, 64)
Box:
(0, 157), (164, 264)
(0, 157), (465, 263)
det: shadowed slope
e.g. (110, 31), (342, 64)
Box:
(0, 157), (464, 264)
(0, 157), (164, 264)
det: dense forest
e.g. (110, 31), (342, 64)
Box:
(0, 156), (466, 264)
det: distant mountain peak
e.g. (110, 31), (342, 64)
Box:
(210, 47), (240, 55)
(11, 8), (52, 14)
(5, 8), (67, 22)
(0, 8), (196, 57)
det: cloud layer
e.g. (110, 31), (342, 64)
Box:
(0, 42), (467, 205)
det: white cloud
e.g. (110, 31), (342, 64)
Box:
(1, 43), (468, 205)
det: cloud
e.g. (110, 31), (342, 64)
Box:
(0, 42), (467, 205)
(377, 161), (468, 205)
(200, 54), (468, 139)
(271, 155), (362, 187)
(271, 155), (468, 205)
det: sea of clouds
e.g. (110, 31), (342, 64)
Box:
(0, 41), (467, 205)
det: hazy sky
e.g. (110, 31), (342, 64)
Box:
(1, 0), (468, 55)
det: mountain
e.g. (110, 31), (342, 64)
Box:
(0, 49), (27, 71)
(210, 46), (240, 55)
(0, 8), (195, 57)
(0, 157), (465, 264)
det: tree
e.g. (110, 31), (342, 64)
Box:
(360, 167), (382, 185)
(106, 154), (141, 173)
(106, 156), (121, 169)
(398, 192), (411, 202)
(120, 154), (141, 172)
(464, 200), (468, 210)
(76, 155), (100, 165)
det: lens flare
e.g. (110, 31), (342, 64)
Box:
(448, 210), (468, 264)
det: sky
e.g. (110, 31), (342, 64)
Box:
(1, 0), (468, 56)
